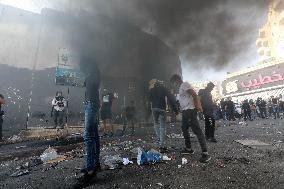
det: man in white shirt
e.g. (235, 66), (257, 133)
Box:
(170, 74), (211, 163)
(51, 91), (67, 129)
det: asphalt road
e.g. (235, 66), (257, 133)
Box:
(0, 118), (284, 189)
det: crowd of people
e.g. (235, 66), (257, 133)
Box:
(216, 95), (284, 122)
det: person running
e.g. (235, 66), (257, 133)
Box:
(74, 57), (101, 188)
(149, 79), (178, 153)
(170, 74), (211, 163)
(198, 82), (217, 143)
(0, 94), (5, 141)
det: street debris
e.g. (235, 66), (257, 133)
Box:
(137, 148), (162, 165)
(15, 145), (27, 149)
(40, 147), (66, 164)
(167, 133), (184, 139)
(162, 155), (172, 161)
(167, 133), (195, 139)
(238, 121), (248, 126)
(103, 155), (123, 169)
(157, 183), (163, 186)
(8, 135), (22, 142)
(215, 160), (226, 168)
(10, 169), (29, 177)
(182, 158), (188, 165)
(122, 158), (133, 165)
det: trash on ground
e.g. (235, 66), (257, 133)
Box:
(10, 169), (29, 177)
(157, 183), (163, 186)
(215, 160), (226, 168)
(162, 155), (172, 161)
(178, 165), (182, 168)
(137, 148), (162, 165)
(40, 147), (66, 164)
(238, 122), (247, 126)
(167, 133), (184, 139)
(123, 158), (133, 165)
(182, 158), (188, 165)
(103, 155), (123, 169)
(15, 145), (27, 149)
(8, 135), (22, 142)
(130, 147), (139, 154)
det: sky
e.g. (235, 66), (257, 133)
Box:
(0, 0), (269, 82)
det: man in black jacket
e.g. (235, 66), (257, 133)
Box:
(0, 94), (5, 141)
(149, 79), (178, 153)
(198, 82), (217, 143)
(242, 99), (252, 121)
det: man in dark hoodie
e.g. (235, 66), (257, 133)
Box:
(149, 79), (178, 153)
(198, 82), (217, 143)
(242, 99), (252, 121)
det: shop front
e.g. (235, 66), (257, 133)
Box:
(222, 61), (284, 102)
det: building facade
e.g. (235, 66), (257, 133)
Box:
(222, 61), (284, 102)
(256, 0), (284, 60)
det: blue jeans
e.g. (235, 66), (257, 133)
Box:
(84, 101), (100, 171)
(273, 105), (279, 119)
(152, 108), (166, 147)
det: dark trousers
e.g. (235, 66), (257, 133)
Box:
(243, 109), (251, 121)
(280, 102), (284, 113)
(204, 115), (215, 139)
(182, 109), (208, 152)
(0, 118), (3, 140)
(260, 107), (267, 118)
(227, 110), (235, 121)
(123, 117), (135, 135)
(54, 110), (64, 128)
(273, 106), (280, 119)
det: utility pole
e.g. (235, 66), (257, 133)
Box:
(25, 11), (44, 130)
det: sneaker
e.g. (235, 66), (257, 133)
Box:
(74, 172), (97, 189)
(80, 164), (101, 173)
(199, 153), (211, 163)
(180, 148), (195, 155)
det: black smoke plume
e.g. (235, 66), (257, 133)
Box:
(76, 0), (268, 70)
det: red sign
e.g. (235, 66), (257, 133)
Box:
(241, 72), (284, 90)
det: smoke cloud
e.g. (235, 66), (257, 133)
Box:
(76, 0), (268, 71)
